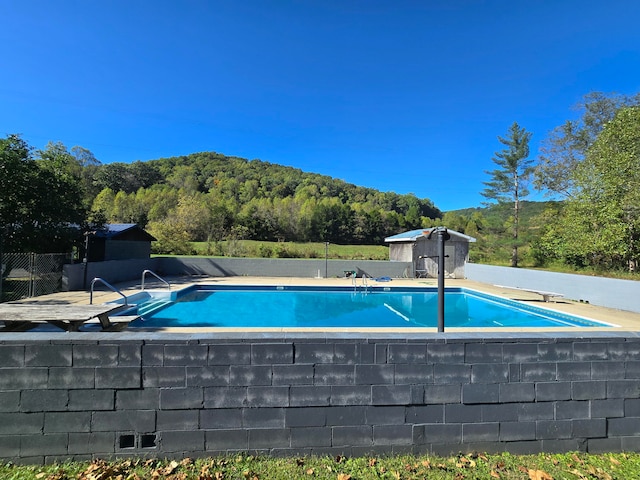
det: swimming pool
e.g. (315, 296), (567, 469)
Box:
(125, 286), (611, 329)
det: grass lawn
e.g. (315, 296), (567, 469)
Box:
(2, 452), (638, 479)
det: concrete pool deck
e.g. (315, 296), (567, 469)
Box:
(12, 275), (640, 333)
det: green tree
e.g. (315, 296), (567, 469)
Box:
(482, 122), (534, 267)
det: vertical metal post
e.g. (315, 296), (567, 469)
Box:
(325, 242), (329, 278)
(437, 230), (446, 332)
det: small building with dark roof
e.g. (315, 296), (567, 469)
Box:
(86, 223), (156, 262)
(384, 228), (476, 278)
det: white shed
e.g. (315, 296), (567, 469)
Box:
(385, 228), (476, 279)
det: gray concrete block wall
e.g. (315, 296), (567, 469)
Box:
(2, 333), (640, 463)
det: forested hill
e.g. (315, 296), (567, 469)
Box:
(89, 150), (442, 248)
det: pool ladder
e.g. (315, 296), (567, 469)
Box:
(352, 273), (369, 294)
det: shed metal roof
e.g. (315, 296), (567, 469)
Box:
(93, 223), (156, 241)
(384, 228), (476, 243)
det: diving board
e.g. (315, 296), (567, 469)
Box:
(494, 285), (564, 303)
(0, 303), (133, 331)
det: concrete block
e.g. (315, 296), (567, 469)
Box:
(373, 425), (413, 445)
(621, 436), (640, 452)
(157, 410), (199, 430)
(355, 365), (394, 385)
(326, 406), (366, 426)
(535, 382), (571, 401)
(374, 344), (387, 364)
(521, 363), (557, 382)
(471, 364), (508, 383)
(69, 389), (115, 411)
(20, 433), (68, 456)
(330, 386), (371, 406)
(243, 407), (285, 428)
(607, 379), (640, 399)
(518, 402), (554, 421)
(116, 389), (159, 410)
(608, 417), (640, 436)
(427, 343), (465, 363)
(0, 391), (19, 412)
(91, 410), (155, 432)
(365, 406), (405, 425)
(573, 419), (606, 438)
(357, 343), (375, 364)
(591, 362), (625, 380)
(462, 384), (499, 404)
(433, 364), (471, 384)
(272, 365), (313, 385)
(626, 361), (640, 379)
(394, 364), (433, 384)
(406, 405), (444, 424)
(591, 398), (624, 418)
(142, 366), (186, 388)
(557, 362), (591, 381)
(537, 343), (572, 362)
(556, 400), (590, 420)
(422, 424), (462, 444)
(248, 428), (290, 449)
(44, 412), (91, 433)
(72, 344), (118, 367)
(587, 437), (622, 453)
(0, 368), (48, 389)
(424, 385), (461, 404)
(208, 344), (251, 365)
(21, 389), (68, 412)
(462, 422), (499, 443)
(0, 435), (20, 457)
(502, 343), (538, 363)
(289, 386), (331, 407)
(160, 430), (205, 452)
(445, 404), (483, 423)
(0, 345), (24, 366)
(118, 344), (142, 366)
(285, 406), (327, 427)
(251, 343), (293, 364)
(371, 385), (412, 405)
(465, 343), (503, 363)
(482, 403), (518, 422)
(535, 420), (572, 439)
(332, 425), (373, 447)
(186, 366), (230, 387)
(0, 412), (43, 434)
(541, 439), (584, 453)
(68, 432), (115, 455)
(96, 367), (141, 389)
(294, 343), (334, 364)
(246, 386), (290, 407)
(205, 429), (247, 450)
(229, 365), (272, 386)
(291, 427), (331, 447)
(48, 367), (95, 389)
(388, 344), (426, 363)
(160, 387), (203, 409)
(200, 408), (243, 429)
(314, 364), (355, 385)
(163, 345), (208, 366)
(25, 345), (71, 367)
(499, 383), (535, 403)
(334, 343), (359, 364)
(573, 342), (608, 361)
(572, 381), (606, 400)
(142, 344), (164, 366)
(500, 421), (536, 441)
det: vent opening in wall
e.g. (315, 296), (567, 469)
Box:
(140, 434), (157, 448)
(119, 434), (135, 449)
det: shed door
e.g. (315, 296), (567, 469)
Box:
(445, 245), (456, 277)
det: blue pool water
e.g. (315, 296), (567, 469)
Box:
(128, 286), (609, 329)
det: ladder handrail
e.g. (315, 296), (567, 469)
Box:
(141, 269), (171, 291)
(90, 277), (128, 305)
(362, 273), (369, 293)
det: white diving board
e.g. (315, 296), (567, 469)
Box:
(494, 285), (564, 302)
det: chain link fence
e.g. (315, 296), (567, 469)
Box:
(1, 253), (70, 302)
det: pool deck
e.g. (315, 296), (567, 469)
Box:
(9, 275), (640, 333)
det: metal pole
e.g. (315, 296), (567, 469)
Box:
(437, 230), (445, 332)
(325, 242), (329, 278)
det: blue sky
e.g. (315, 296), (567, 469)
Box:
(2, 1), (640, 211)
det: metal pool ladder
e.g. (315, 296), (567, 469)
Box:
(141, 270), (171, 291)
(352, 273), (369, 294)
(90, 277), (128, 305)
